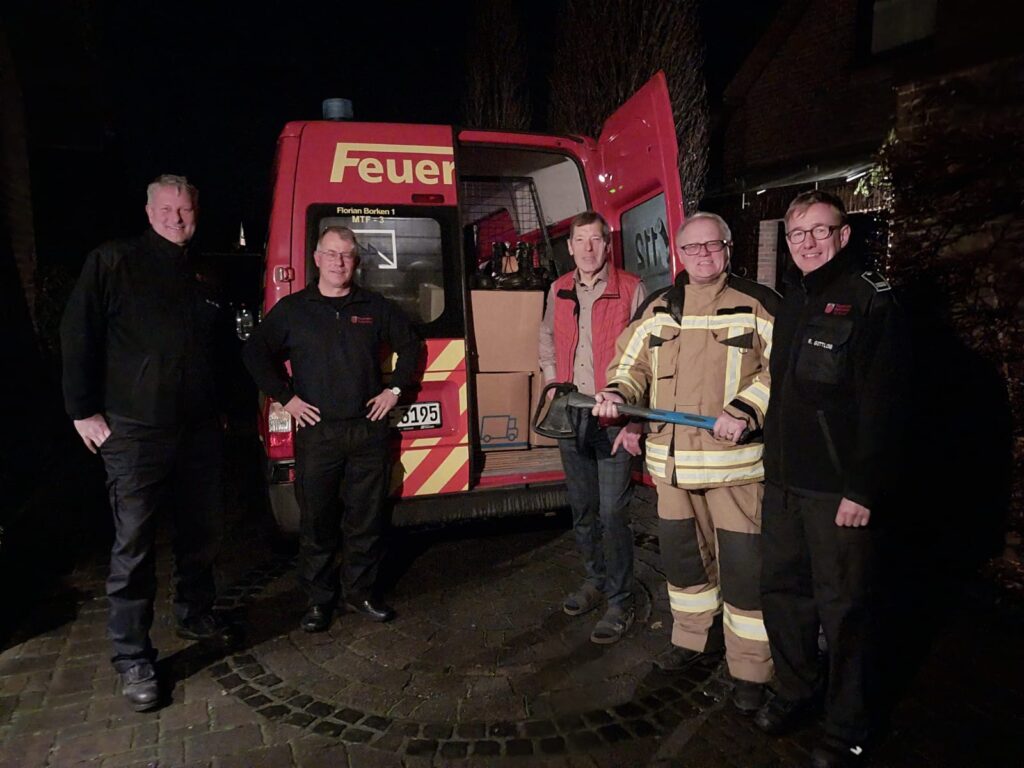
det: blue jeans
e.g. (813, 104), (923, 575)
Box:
(558, 413), (635, 608)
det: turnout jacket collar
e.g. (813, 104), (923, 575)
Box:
(658, 270), (730, 322)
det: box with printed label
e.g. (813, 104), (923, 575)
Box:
(476, 372), (531, 451)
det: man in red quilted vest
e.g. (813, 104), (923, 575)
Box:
(538, 211), (646, 644)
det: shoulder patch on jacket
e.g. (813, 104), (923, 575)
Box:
(860, 270), (891, 292)
(727, 274), (782, 314)
(633, 284), (673, 321)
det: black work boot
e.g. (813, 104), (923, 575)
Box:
(120, 661), (160, 712)
(300, 604), (333, 633)
(344, 597), (395, 623)
(654, 644), (723, 673)
(754, 693), (818, 735)
(732, 679), (767, 714)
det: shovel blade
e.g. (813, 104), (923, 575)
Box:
(532, 382), (578, 439)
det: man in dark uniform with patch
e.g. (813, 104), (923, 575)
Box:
(755, 190), (909, 767)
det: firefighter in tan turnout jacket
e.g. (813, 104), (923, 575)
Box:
(592, 212), (778, 713)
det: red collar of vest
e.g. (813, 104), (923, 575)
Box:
(557, 261), (625, 297)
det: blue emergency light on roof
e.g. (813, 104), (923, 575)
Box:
(322, 98), (354, 121)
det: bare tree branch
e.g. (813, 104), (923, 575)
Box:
(548, 0), (709, 212)
(463, 0), (532, 130)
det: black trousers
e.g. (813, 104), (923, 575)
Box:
(100, 416), (224, 671)
(760, 484), (879, 744)
(294, 418), (390, 607)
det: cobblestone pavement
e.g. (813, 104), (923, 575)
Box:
(1, 475), (1021, 767)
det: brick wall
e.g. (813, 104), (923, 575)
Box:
(756, 219), (781, 288)
(722, 0), (893, 181)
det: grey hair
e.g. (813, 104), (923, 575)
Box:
(675, 211), (732, 243)
(147, 174), (198, 205)
(318, 225), (360, 250)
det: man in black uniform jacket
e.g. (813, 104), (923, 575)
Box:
(243, 226), (421, 632)
(756, 191), (909, 767)
(61, 174), (235, 712)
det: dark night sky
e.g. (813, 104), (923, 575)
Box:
(9, 0), (782, 261)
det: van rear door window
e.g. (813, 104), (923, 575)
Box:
(307, 204), (460, 335)
(621, 193), (673, 293)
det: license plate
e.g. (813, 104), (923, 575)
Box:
(393, 401), (442, 431)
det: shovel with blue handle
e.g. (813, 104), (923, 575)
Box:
(562, 390), (753, 444)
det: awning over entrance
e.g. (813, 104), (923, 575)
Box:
(708, 155), (876, 198)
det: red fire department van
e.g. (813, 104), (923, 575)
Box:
(257, 71), (684, 532)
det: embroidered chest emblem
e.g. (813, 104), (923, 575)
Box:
(350, 315), (374, 325)
(824, 303), (851, 316)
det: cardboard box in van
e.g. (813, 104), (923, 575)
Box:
(471, 291), (545, 373)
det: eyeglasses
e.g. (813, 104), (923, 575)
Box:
(316, 248), (358, 262)
(785, 225), (841, 244)
(679, 240), (731, 256)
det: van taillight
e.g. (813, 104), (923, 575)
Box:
(266, 401), (294, 458)
(268, 401), (293, 433)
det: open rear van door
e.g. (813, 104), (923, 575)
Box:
(591, 70), (685, 292)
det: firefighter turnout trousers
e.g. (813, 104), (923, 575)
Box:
(657, 479), (772, 683)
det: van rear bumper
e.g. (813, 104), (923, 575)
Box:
(265, 463), (567, 533)
(390, 483), (568, 528)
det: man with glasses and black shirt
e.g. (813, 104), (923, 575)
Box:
(243, 226), (421, 632)
(591, 212), (778, 714)
(755, 191), (908, 767)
